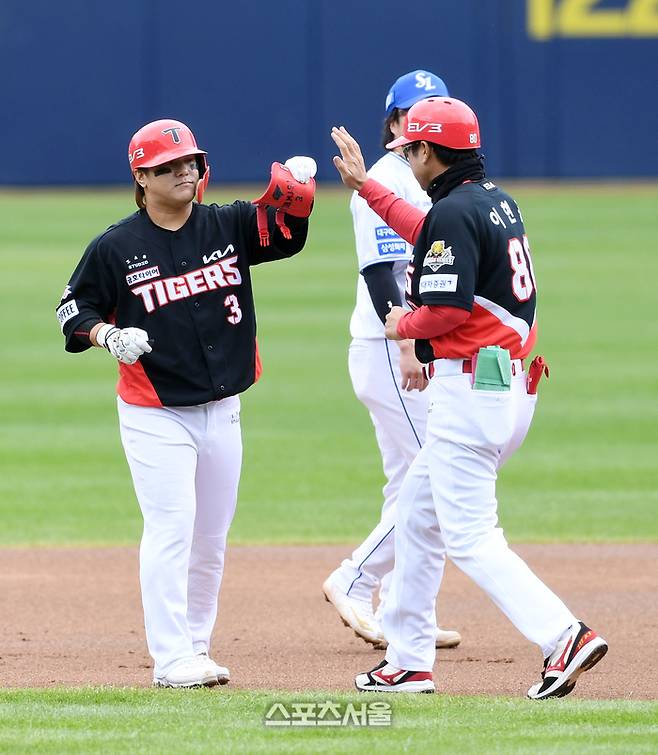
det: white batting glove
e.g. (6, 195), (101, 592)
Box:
(284, 156), (317, 183)
(96, 324), (152, 365)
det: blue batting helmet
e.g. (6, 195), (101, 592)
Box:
(385, 70), (449, 115)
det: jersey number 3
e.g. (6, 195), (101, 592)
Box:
(224, 294), (242, 324)
(507, 235), (536, 301)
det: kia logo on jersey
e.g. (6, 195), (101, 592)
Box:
(202, 244), (235, 265)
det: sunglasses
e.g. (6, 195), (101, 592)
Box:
(402, 142), (419, 160)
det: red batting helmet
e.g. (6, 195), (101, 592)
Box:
(386, 97), (481, 151)
(128, 119), (210, 206)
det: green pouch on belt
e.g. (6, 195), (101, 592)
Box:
(472, 346), (511, 391)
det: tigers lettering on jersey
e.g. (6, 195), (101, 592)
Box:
(132, 256), (242, 313)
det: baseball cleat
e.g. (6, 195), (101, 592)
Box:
(197, 652), (230, 685)
(324, 574), (462, 650)
(153, 656), (220, 689)
(322, 575), (385, 646)
(435, 627), (462, 649)
(355, 660), (435, 693)
(527, 621), (608, 700)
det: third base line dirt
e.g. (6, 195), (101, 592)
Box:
(1, 544), (656, 699)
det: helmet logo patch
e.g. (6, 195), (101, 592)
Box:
(415, 73), (437, 92)
(161, 127), (182, 144)
(129, 147), (145, 164)
(408, 121), (442, 133)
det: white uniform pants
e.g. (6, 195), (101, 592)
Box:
(118, 396), (241, 677)
(382, 365), (577, 671)
(333, 338), (427, 605)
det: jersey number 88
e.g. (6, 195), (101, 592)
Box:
(507, 235), (537, 302)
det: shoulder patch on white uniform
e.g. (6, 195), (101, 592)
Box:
(422, 240), (454, 271)
(56, 299), (79, 331)
(419, 274), (458, 293)
(375, 226), (406, 257)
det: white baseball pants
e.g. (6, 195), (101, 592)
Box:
(331, 338), (427, 604)
(382, 363), (577, 671)
(118, 396), (241, 677)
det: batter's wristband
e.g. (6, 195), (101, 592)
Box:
(97, 324), (120, 350)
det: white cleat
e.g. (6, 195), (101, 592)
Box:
(153, 656), (220, 689)
(323, 573), (461, 650)
(322, 574), (384, 646)
(436, 627), (462, 649)
(197, 652), (230, 685)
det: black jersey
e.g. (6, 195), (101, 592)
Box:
(56, 202), (308, 407)
(406, 179), (537, 362)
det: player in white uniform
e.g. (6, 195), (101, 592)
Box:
(323, 71), (461, 650)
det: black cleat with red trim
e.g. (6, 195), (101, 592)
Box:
(527, 621), (608, 700)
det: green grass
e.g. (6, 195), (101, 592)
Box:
(0, 688), (656, 754)
(0, 184), (657, 545)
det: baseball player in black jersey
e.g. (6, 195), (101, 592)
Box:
(56, 119), (316, 688)
(332, 98), (607, 698)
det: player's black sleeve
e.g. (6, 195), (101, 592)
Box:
(361, 262), (402, 324)
(416, 201), (479, 312)
(56, 236), (118, 352)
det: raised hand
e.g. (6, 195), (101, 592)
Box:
(330, 126), (368, 191)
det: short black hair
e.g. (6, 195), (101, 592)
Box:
(406, 141), (478, 165)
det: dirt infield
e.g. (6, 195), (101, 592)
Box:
(1, 544), (656, 699)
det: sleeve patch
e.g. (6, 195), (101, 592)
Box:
(375, 225), (407, 257)
(419, 274), (458, 293)
(56, 299), (79, 331)
(422, 240), (454, 271)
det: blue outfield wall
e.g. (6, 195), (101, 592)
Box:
(1, 0), (657, 185)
